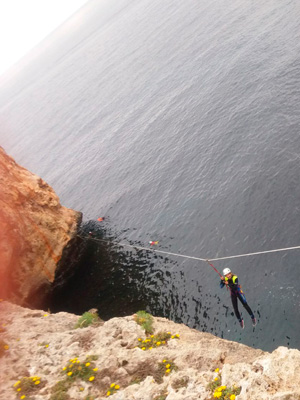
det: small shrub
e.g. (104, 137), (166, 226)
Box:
(155, 359), (178, 383)
(106, 382), (120, 396)
(207, 368), (241, 399)
(50, 379), (72, 400)
(75, 312), (100, 329)
(134, 311), (154, 334)
(129, 360), (157, 385)
(137, 331), (180, 351)
(13, 376), (45, 398)
(50, 390), (70, 400)
(62, 356), (98, 382)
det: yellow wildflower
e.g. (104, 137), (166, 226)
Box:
(214, 377), (219, 381)
(45, 344), (49, 348)
(171, 335), (175, 339)
(13, 381), (21, 387)
(93, 368), (98, 371)
(230, 395), (236, 400)
(67, 372), (72, 376)
(35, 381), (40, 385)
(89, 376), (95, 382)
(167, 332), (171, 334)
(110, 383), (115, 388)
(175, 334), (180, 338)
(166, 369), (171, 374)
(142, 347), (146, 350)
(213, 392), (222, 398)
(43, 314), (48, 317)
(20, 396), (26, 400)
(149, 347), (153, 350)
(63, 367), (67, 371)
(4, 345), (9, 350)
(151, 335), (154, 338)
(80, 387), (84, 391)
(107, 391), (111, 396)
(166, 364), (170, 369)
(115, 385), (120, 389)
(215, 368), (219, 373)
(156, 342), (161, 346)
(17, 388), (21, 392)
(85, 362), (90, 366)
(138, 338), (142, 341)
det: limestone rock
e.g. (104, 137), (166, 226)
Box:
(0, 301), (300, 400)
(0, 147), (82, 306)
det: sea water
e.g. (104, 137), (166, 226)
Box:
(1, 0), (300, 351)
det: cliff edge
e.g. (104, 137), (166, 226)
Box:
(0, 147), (82, 307)
(0, 301), (299, 400)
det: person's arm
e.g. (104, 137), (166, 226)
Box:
(220, 276), (225, 288)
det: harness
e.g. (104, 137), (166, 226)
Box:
(225, 275), (243, 294)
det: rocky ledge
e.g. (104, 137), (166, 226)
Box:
(0, 301), (299, 400)
(0, 147), (82, 307)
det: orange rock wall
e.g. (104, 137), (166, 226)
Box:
(0, 147), (81, 306)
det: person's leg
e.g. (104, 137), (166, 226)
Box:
(231, 294), (241, 320)
(231, 294), (244, 327)
(237, 292), (254, 319)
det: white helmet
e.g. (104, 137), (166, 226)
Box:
(223, 267), (231, 276)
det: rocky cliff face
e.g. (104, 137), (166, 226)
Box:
(0, 301), (299, 400)
(0, 147), (82, 307)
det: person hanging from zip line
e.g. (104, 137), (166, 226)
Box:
(220, 267), (256, 329)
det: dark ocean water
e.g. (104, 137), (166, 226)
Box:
(1, 0), (300, 351)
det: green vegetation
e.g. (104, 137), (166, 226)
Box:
(50, 356), (98, 400)
(50, 380), (71, 400)
(157, 359), (178, 380)
(207, 368), (241, 399)
(13, 376), (45, 399)
(62, 356), (98, 382)
(134, 311), (154, 334)
(75, 312), (100, 329)
(137, 331), (180, 350)
(106, 382), (120, 396)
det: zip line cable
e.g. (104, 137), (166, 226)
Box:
(207, 245), (300, 261)
(78, 235), (300, 271)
